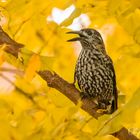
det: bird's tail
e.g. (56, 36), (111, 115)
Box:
(111, 88), (118, 113)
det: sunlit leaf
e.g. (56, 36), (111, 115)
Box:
(122, 88), (140, 124)
(108, 0), (122, 15)
(15, 76), (36, 95)
(0, 0), (140, 139)
(39, 55), (55, 71)
(60, 8), (81, 26)
(95, 111), (122, 136)
(24, 54), (41, 81)
(130, 0), (140, 8)
(134, 28), (140, 45)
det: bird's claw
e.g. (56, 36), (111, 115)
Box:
(96, 103), (112, 114)
(97, 109), (107, 114)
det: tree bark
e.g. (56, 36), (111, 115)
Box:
(38, 70), (139, 140)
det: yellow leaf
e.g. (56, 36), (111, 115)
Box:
(108, 0), (122, 15)
(130, 0), (140, 8)
(94, 111), (122, 136)
(0, 50), (5, 65)
(122, 88), (140, 124)
(24, 54), (41, 81)
(15, 77), (36, 95)
(60, 8), (81, 26)
(34, 110), (46, 123)
(134, 28), (140, 44)
(135, 109), (140, 128)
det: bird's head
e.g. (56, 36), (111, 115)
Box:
(67, 28), (106, 53)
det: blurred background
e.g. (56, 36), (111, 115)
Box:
(0, 0), (140, 139)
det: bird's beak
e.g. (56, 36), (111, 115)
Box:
(66, 31), (85, 42)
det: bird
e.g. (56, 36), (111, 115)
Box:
(67, 28), (118, 114)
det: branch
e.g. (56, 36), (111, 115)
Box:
(37, 70), (139, 140)
(0, 26), (24, 58)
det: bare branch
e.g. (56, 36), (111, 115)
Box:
(0, 26), (24, 57)
(37, 70), (101, 118)
(38, 70), (139, 140)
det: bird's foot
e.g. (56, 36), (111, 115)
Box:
(96, 109), (106, 114)
(105, 104), (112, 114)
(96, 103), (112, 114)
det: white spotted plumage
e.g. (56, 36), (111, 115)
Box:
(68, 28), (118, 114)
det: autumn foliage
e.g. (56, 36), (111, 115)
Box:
(0, 0), (140, 140)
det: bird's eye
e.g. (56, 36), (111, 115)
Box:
(86, 30), (92, 36)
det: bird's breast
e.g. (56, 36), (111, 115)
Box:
(75, 49), (113, 98)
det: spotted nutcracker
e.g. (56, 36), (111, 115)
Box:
(67, 28), (118, 114)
